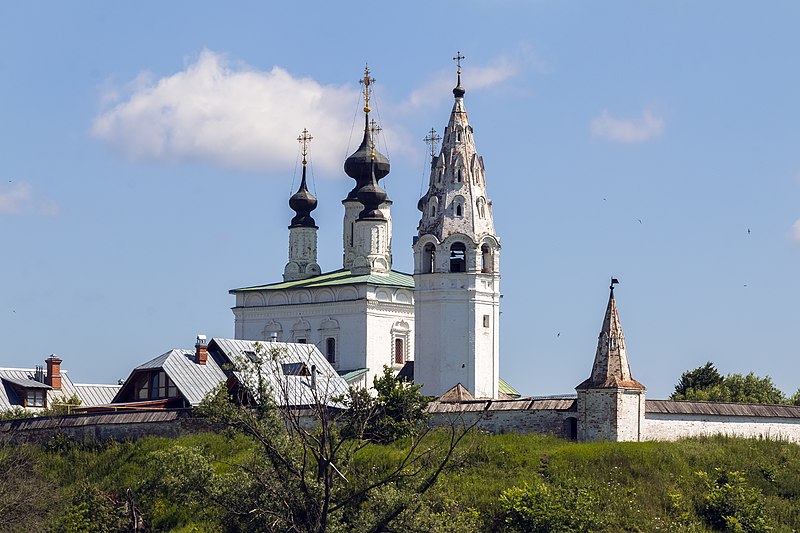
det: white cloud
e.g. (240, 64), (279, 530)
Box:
(0, 182), (59, 216)
(792, 219), (800, 243)
(92, 50), (363, 175)
(403, 56), (520, 111)
(590, 108), (664, 143)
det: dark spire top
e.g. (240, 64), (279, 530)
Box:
(453, 50), (465, 98)
(289, 128), (318, 228)
(356, 120), (387, 220)
(576, 278), (645, 390)
(344, 65), (390, 201)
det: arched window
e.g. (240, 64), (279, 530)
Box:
(481, 244), (492, 273)
(326, 337), (336, 364)
(450, 242), (467, 273)
(455, 169), (462, 183)
(430, 204), (436, 217)
(394, 338), (404, 365)
(422, 243), (436, 273)
(456, 204), (462, 217)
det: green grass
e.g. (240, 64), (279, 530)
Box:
(8, 432), (800, 531)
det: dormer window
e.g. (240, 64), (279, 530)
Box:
(25, 389), (45, 408)
(135, 370), (178, 401)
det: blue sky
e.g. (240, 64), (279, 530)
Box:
(1, 1), (798, 398)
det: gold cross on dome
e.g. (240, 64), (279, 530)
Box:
(297, 128), (313, 165)
(360, 64), (375, 113)
(424, 128), (441, 159)
(453, 51), (465, 74)
(369, 119), (382, 160)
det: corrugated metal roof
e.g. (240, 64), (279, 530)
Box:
(0, 367), (115, 411)
(1, 376), (51, 389)
(150, 349), (228, 407)
(646, 399), (800, 419)
(213, 339), (350, 408)
(73, 384), (121, 406)
(231, 268), (414, 293)
(338, 368), (368, 383)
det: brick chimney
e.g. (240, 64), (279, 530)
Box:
(195, 335), (208, 365)
(45, 355), (62, 389)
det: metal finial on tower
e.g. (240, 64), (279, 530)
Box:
(297, 128), (313, 166)
(424, 128), (441, 159)
(453, 50), (465, 74)
(452, 51), (466, 98)
(360, 64), (375, 114)
(368, 119), (381, 161)
(610, 277), (620, 291)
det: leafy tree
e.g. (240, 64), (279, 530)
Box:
(672, 363), (787, 404)
(198, 343), (477, 533)
(672, 362), (723, 398)
(341, 365), (429, 444)
(789, 388), (800, 406)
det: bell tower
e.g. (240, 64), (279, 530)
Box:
(283, 128), (321, 281)
(413, 53), (501, 399)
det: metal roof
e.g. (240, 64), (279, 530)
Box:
(230, 268), (414, 293)
(73, 384), (121, 406)
(1, 376), (51, 390)
(338, 368), (368, 384)
(0, 367), (107, 412)
(213, 338), (350, 408)
(117, 349), (228, 407)
(646, 399), (800, 419)
(498, 378), (521, 398)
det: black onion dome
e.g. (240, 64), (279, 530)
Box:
(357, 161), (387, 220)
(453, 71), (465, 98)
(344, 116), (390, 201)
(288, 166), (317, 228)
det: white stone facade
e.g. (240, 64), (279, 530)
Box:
(284, 226), (321, 281)
(232, 284), (414, 386)
(644, 413), (800, 443)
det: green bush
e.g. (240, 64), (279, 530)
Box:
(498, 480), (603, 532)
(696, 469), (772, 532)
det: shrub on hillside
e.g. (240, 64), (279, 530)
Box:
(498, 480), (603, 532)
(696, 469), (771, 532)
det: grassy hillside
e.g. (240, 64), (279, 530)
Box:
(3, 431), (800, 532)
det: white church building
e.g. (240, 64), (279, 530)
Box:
(230, 63), (503, 398)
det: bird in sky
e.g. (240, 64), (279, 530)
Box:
(747, 228), (751, 235)
(557, 332), (561, 338)
(637, 218), (643, 224)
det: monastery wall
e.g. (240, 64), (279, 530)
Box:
(428, 400), (577, 438)
(644, 413), (800, 443)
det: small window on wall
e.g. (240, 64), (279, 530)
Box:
(394, 338), (404, 365)
(483, 314), (490, 328)
(25, 389), (45, 407)
(297, 338), (307, 344)
(326, 337), (336, 364)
